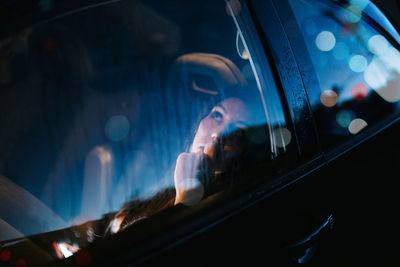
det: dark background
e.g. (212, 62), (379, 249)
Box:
(375, 0), (400, 27)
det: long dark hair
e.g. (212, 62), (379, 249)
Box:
(104, 83), (269, 235)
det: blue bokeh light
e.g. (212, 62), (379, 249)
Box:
(105, 115), (130, 142)
(349, 55), (368, 72)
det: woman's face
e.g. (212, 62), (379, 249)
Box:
(191, 97), (250, 157)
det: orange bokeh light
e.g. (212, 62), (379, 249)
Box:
(320, 89), (338, 107)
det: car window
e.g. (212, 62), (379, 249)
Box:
(0, 0), (291, 263)
(281, 0), (400, 151)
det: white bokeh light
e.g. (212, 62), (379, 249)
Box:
(364, 47), (400, 102)
(368, 35), (389, 55)
(315, 31), (336, 52)
(349, 55), (368, 72)
(274, 127), (292, 148)
(349, 118), (368, 134)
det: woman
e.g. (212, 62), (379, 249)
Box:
(105, 87), (268, 235)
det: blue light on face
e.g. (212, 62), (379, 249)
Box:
(105, 115), (130, 142)
(349, 55), (368, 72)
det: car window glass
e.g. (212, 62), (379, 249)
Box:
(285, 0), (400, 150)
(0, 0), (291, 259)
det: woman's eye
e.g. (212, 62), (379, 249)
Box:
(211, 110), (223, 122)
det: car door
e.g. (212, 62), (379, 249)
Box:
(87, 1), (336, 266)
(255, 0), (400, 265)
(0, 0), (343, 266)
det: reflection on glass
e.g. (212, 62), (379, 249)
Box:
(104, 115), (130, 142)
(236, 31), (249, 59)
(0, 2), (292, 263)
(315, 31), (336, 51)
(364, 47), (400, 102)
(320, 89), (338, 107)
(225, 0), (242, 17)
(348, 54), (368, 73)
(336, 110), (355, 128)
(351, 83), (369, 101)
(273, 127), (292, 149)
(333, 42), (350, 60)
(349, 118), (368, 134)
(350, 0), (370, 11)
(368, 34), (389, 55)
(343, 5), (362, 23)
(288, 0), (400, 150)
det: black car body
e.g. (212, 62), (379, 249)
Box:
(1, 0), (400, 266)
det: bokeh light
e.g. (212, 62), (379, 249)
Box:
(349, 118), (368, 134)
(0, 250), (11, 262)
(74, 249), (92, 266)
(336, 110), (355, 128)
(350, 0), (370, 11)
(236, 32), (249, 60)
(274, 127), (292, 148)
(315, 31), (336, 51)
(344, 5), (362, 23)
(368, 35), (389, 55)
(225, 0), (241, 16)
(320, 89), (338, 107)
(351, 83), (368, 101)
(349, 55), (368, 72)
(364, 58), (387, 90)
(364, 47), (400, 102)
(104, 115), (130, 142)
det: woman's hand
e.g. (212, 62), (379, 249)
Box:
(173, 151), (214, 206)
